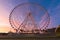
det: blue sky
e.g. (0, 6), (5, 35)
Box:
(0, 0), (60, 29)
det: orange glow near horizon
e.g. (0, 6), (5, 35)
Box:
(0, 25), (15, 33)
(0, 26), (10, 33)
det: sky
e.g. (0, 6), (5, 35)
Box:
(0, 0), (60, 33)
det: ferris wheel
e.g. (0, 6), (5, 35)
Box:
(9, 3), (50, 33)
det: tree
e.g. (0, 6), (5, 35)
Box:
(56, 25), (60, 37)
(56, 25), (60, 32)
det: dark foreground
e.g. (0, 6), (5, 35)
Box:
(0, 37), (60, 40)
(0, 33), (60, 40)
(0, 36), (60, 40)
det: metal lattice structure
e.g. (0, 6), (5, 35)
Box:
(9, 3), (50, 33)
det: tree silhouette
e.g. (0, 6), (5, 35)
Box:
(56, 25), (60, 32)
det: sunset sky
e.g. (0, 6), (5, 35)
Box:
(0, 0), (60, 33)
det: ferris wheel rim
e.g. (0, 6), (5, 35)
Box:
(9, 2), (50, 32)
